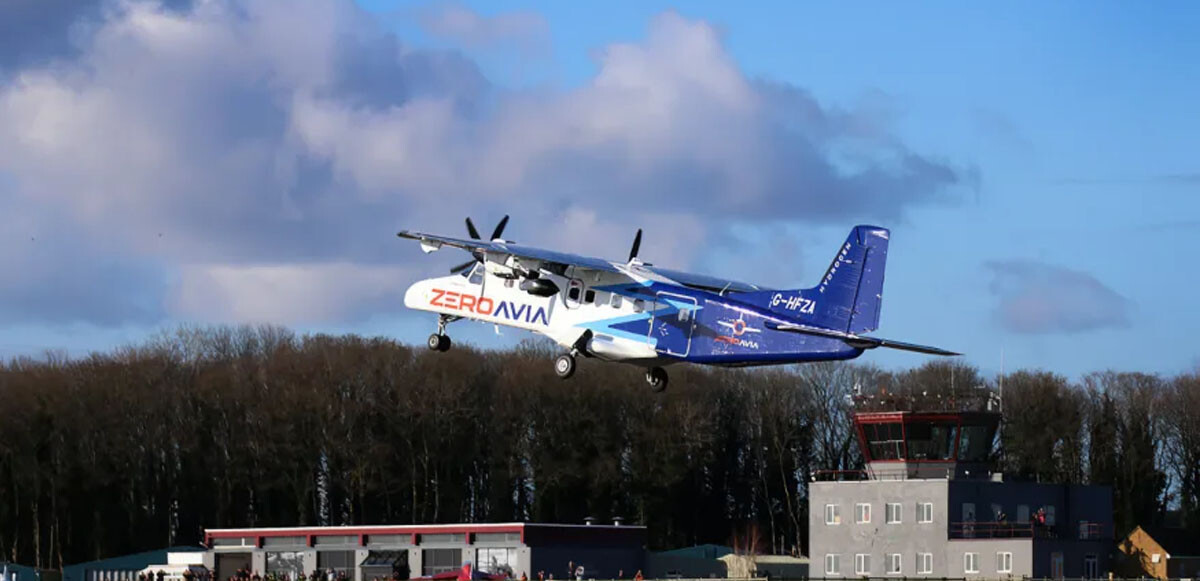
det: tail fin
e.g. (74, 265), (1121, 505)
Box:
(739, 225), (890, 333)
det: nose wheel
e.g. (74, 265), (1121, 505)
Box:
(427, 333), (451, 352)
(645, 367), (668, 392)
(554, 353), (576, 379)
(427, 314), (456, 352)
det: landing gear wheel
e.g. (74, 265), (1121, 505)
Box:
(427, 333), (451, 352)
(554, 354), (576, 379)
(645, 367), (668, 392)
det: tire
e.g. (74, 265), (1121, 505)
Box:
(427, 333), (443, 351)
(437, 334), (452, 352)
(554, 354), (576, 379)
(645, 367), (668, 392)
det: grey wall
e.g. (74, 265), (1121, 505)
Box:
(809, 479), (1113, 579)
(809, 480), (953, 577)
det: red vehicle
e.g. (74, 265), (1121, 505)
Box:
(419, 564), (507, 581)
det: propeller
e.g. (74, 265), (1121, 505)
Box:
(449, 215), (511, 274)
(628, 228), (643, 263)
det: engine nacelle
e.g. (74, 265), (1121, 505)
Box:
(520, 278), (559, 297)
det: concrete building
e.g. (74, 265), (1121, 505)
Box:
(809, 409), (1113, 579)
(204, 523), (645, 581)
(64, 548), (207, 581)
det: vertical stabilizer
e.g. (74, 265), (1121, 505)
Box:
(737, 225), (890, 333)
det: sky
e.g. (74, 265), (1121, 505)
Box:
(1, 0), (1198, 379)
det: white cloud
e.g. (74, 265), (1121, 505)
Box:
(171, 262), (415, 324)
(985, 259), (1132, 334)
(0, 0), (968, 329)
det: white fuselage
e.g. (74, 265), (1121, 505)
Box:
(403, 264), (666, 363)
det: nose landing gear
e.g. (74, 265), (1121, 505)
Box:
(427, 314), (457, 352)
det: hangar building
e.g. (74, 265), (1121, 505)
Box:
(203, 522), (644, 581)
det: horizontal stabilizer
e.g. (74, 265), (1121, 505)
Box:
(763, 320), (959, 356)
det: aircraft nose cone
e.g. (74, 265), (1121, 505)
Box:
(403, 280), (427, 309)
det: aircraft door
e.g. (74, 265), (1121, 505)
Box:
(563, 279), (584, 309)
(651, 292), (698, 357)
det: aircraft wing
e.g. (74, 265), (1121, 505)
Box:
(398, 230), (767, 287)
(636, 265), (768, 293)
(397, 230), (623, 273)
(763, 320), (960, 356)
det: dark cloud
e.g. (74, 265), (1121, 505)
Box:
(985, 260), (1131, 334)
(0, 2), (972, 327)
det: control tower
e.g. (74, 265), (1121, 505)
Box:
(809, 401), (1113, 579)
(855, 410), (999, 480)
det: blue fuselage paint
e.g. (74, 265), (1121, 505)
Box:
(599, 281), (862, 366)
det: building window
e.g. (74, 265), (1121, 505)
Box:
(997, 552), (1012, 574)
(421, 533), (466, 544)
(266, 552), (305, 577)
(1045, 505), (1056, 526)
(317, 551), (355, 577)
(825, 504), (841, 525)
(825, 554), (841, 576)
(855, 503), (871, 524)
(855, 554), (871, 576)
(474, 532), (521, 544)
(1083, 555), (1097, 579)
(1017, 504), (1030, 523)
(918, 502), (933, 523)
(886, 554), (901, 575)
(476, 548), (517, 575)
(423, 549), (463, 576)
(262, 536), (306, 548)
(1050, 552), (1064, 579)
(991, 503), (1004, 521)
(917, 553), (933, 575)
(886, 503), (902, 524)
(964, 553), (979, 574)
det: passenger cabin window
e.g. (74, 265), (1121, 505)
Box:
(610, 293), (622, 308)
(584, 289), (596, 303)
(633, 299), (645, 313)
(568, 287), (581, 301)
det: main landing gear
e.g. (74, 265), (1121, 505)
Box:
(645, 367), (668, 392)
(552, 352), (668, 393)
(427, 315), (456, 352)
(554, 353), (576, 379)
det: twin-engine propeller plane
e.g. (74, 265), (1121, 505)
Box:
(398, 218), (957, 392)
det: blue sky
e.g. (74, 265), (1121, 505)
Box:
(1, 0), (1197, 379)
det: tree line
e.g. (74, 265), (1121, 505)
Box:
(1, 326), (1197, 568)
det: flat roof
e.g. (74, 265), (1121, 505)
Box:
(204, 522), (647, 549)
(207, 522), (642, 536)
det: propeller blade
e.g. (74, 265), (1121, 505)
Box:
(490, 215), (510, 241)
(628, 228), (643, 262)
(450, 260), (476, 274)
(465, 217), (481, 240)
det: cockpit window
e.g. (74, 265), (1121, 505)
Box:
(467, 263), (484, 285)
